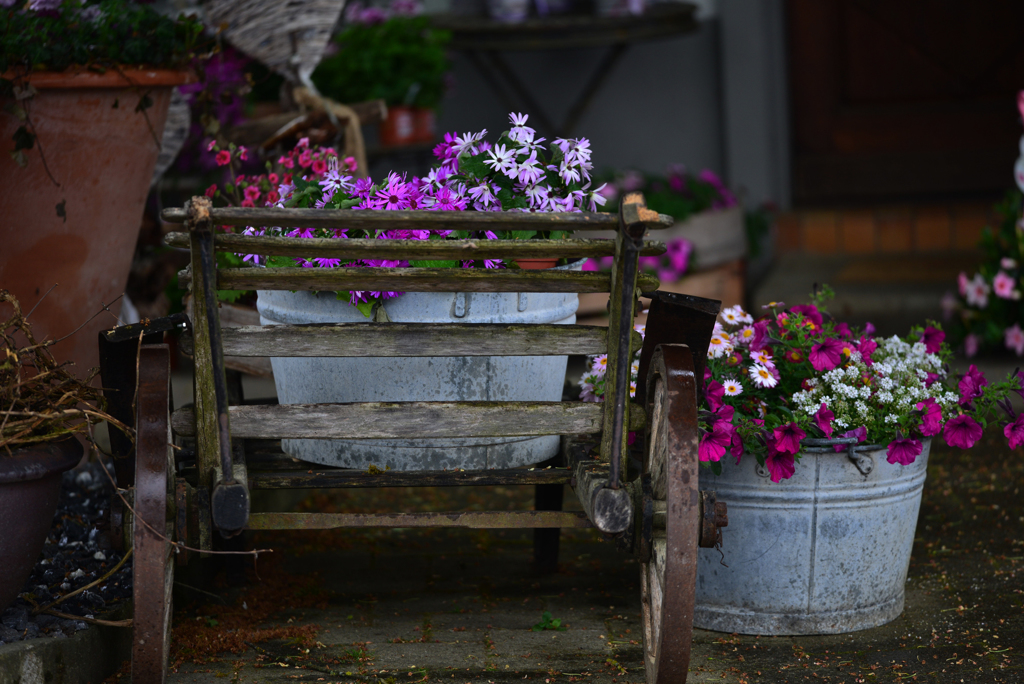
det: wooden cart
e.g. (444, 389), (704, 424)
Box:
(99, 192), (727, 683)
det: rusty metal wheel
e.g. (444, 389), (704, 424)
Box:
(132, 344), (175, 684)
(639, 344), (700, 684)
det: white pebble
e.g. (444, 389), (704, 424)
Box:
(93, 551), (106, 561)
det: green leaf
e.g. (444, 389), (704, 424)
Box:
(355, 300), (375, 318)
(509, 230), (537, 240)
(12, 124), (34, 152)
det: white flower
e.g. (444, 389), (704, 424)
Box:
(750, 364), (777, 388)
(721, 305), (753, 326)
(707, 332), (734, 358)
(591, 354), (608, 375)
(722, 378), (743, 396)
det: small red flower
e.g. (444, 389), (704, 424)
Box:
(204, 184), (217, 198)
(215, 150), (231, 166)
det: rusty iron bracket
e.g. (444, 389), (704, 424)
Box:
(698, 490), (728, 548)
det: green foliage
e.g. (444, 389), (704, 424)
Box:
(311, 16), (450, 109)
(531, 611), (567, 632)
(0, 0), (204, 73)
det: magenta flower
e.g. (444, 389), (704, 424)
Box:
(699, 422), (732, 463)
(764, 441), (795, 483)
(964, 333), (980, 358)
(958, 365), (989, 405)
(790, 304), (823, 327)
(886, 438), (922, 466)
(834, 322), (852, 338)
(773, 422), (806, 455)
(832, 426), (867, 452)
(705, 380), (725, 412)
(1004, 414), (1024, 449)
(809, 338), (843, 372)
(748, 320), (771, 352)
(730, 430), (744, 464)
(919, 326), (945, 354)
(943, 414), (983, 449)
(375, 175), (412, 210)
(215, 150), (231, 166)
(915, 398), (942, 437)
(814, 403), (834, 439)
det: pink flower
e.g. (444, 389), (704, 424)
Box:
(215, 150), (231, 166)
(1004, 414), (1024, 449)
(699, 422), (732, 462)
(773, 422), (806, 455)
(915, 398), (942, 437)
(919, 326), (944, 354)
(204, 183), (217, 198)
(886, 438), (922, 466)
(809, 338), (843, 371)
(789, 304), (822, 327)
(747, 320), (771, 352)
(958, 364), (988, 405)
(298, 149), (313, 168)
(764, 441), (795, 483)
(243, 185), (261, 202)
(240, 198), (255, 207)
(957, 271), (969, 297)
(832, 426), (867, 452)
(238, 145), (248, 161)
(1005, 323), (1024, 356)
(265, 190), (280, 205)
(993, 271), (1018, 299)
(814, 403), (834, 439)
(834, 322), (852, 338)
(943, 414), (983, 449)
(964, 273), (990, 308)
(344, 156), (358, 172)
(964, 333), (979, 358)
(705, 380), (725, 412)
(268, 173), (279, 184)
(312, 158), (328, 175)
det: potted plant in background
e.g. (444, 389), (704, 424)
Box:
(582, 287), (1023, 635)
(312, 0), (450, 147)
(0, 0), (203, 381)
(0, 291), (127, 613)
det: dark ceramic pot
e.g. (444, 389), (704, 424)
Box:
(0, 438), (82, 612)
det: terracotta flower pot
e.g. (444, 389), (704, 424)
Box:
(0, 437), (83, 612)
(515, 258), (560, 270)
(0, 68), (192, 381)
(378, 105), (417, 147)
(412, 107), (436, 143)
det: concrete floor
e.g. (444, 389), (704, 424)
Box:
(94, 432), (1024, 684)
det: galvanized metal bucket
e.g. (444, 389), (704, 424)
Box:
(694, 438), (931, 635)
(256, 260), (584, 471)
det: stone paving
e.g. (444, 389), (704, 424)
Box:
(97, 432), (1024, 684)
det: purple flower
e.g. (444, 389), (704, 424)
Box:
(943, 414), (983, 449)
(858, 336), (879, 364)
(699, 421), (732, 463)
(705, 380), (725, 411)
(374, 173), (412, 210)
(958, 364), (989, 405)
(809, 338), (843, 372)
(748, 320), (771, 352)
(832, 426), (867, 452)
(1004, 414), (1024, 449)
(834, 322), (852, 338)
(919, 326), (945, 354)
(964, 333), (980, 358)
(790, 304), (823, 327)
(764, 440), (795, 483)
(814, 403), (834, 439)
(915, 398), (942, 437)
(886, 438), (923, 466)
(773, 423), (806, 455)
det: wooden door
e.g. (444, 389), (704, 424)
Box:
(788, 0), (1024, 204)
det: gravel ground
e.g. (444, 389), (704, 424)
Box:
(0, 460), (131, 644)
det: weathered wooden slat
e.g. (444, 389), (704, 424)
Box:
(249, 466), (572, 489)
(177, 266), (661, 294)
(161, 206), (674, 231)
(571, 456), (632, 534)
(179, 323), (641, 358)
(246, 510), (593, 530)
(171, 401), (647, 440)
(164, 232), (666, 259)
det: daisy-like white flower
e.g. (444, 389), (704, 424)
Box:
(707, 331), (734, 358)
(508, 112), (535, 144)
(484, 143), (517, 177)
(750, 363), (778, 388)
(722, 378), (743, 396)
(591, 354), (608, 374)
(721, 305), (753, 325)
(751, 348), (774, 367)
